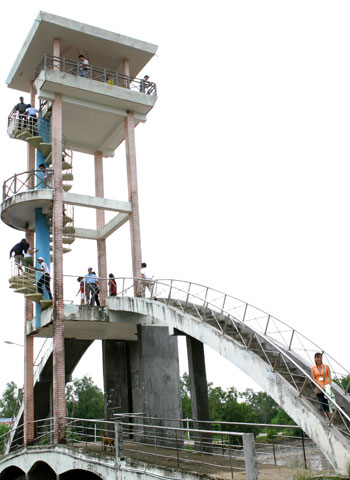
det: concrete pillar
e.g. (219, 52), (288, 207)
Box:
(122, 58), (142, 294)
(186, 336), (211, 451)
(94, 151), (107, 305)
(24, 83), (36, 445)
(243, 433), (258, 480)
(51, 88), (66, 443)
(186, 336), (210, 423)
(24, 230), (34, 445)
(102, 340), (131, 420)
(138, 325), (182, 419)
(124, 112), (142, 295)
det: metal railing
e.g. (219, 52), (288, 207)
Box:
(0, 416), (332, 474)
(2, 169), (53, 199)
(0, 416), (257, 478)
(35, 54), (157, 96)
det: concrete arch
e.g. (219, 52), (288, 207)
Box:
(28, 461), (56, 480)
(60, 469), (103, 479)
(0, 465), (25, 480)
(107, 296), (350, 475)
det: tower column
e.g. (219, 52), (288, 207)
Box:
(123, 58), (142, 293)
(24, 83), (36, 445)
(124, 112), (142, 293)
(52, 85), (66, 441)
(94, 151), (107, 304)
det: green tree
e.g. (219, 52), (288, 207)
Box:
(66, 376), (104, 419)
(242, 389), (279, 424)
(0, 382), (23, 418)
(180, 373), (192, 419)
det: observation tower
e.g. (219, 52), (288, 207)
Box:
(2, 11), (350, 480)
(3, 11), (187, 446)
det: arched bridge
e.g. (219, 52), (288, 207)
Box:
(4, 278), (350, 475)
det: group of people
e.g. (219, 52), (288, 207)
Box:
(77, 270), (117, 306)
(12, 97), (39, 134)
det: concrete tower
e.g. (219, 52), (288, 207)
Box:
(3, 12), (184, 444)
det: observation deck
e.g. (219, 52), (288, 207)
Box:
(6, 11), (158, 157)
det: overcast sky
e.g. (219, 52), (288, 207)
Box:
(1, 1), (350, 398)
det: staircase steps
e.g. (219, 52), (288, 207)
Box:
(39, 143), (52, 157)
(25, 293), (43, 302)
(26, 136), (43, 149)
(40, 299), (53, 311)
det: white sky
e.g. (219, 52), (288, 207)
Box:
(0, 1), (350, 398)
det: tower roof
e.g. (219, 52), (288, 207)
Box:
(6, 11), (158, 92)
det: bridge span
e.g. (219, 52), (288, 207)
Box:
(2, 278), (350, 476)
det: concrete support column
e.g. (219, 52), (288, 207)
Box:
(52, 90), (66, 443)
(186, 336), (211, 451)
(124, 112), (142, 294)
(186, 336), (210, 423)
(102, 340), (131, 420)
(94, 151), (107, 305)
(138, 325), (182, 421)
(24, 83), (36, 444)
(27, 84), (36, 172)
(53, 37), (60, 70)
(24, 230), (34, 445)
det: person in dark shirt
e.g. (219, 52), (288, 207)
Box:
(13, 96), (27, 130)
(9, 238), (28, 271)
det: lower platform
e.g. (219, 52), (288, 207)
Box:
(26, 301), (163, 340)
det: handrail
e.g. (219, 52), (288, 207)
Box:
(2, 169), (54, 200)
(58, 274), (350, 433)
(34, 54), (157, 96)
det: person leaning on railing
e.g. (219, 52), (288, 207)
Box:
(12, 96), (28, 130)
(78, 54), (89, 78)
(311, 352), (333, 421)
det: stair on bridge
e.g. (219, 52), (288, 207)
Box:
(166, 297), (350, 430)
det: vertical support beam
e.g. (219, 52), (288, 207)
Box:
(94, 151), (107, 305)
(24, 82), (36, 445)
(24, 232), (34, 445)
(138, 325), (182, 440)
(123, 58), (142, 293)
(52, 87), (66, 443)
(243, 433), (258, 480)
(102, 340), (131, 420)
(124, 113), (142, 294)
(53, 38), (60, 69)
(186, 336), (211, 452)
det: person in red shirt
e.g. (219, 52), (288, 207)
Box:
(108, 274), (117, 296)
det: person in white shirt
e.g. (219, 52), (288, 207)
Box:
(34, 257), (52, 299)
(140, 262), (155, 298)
(78, 54), (89, 78)
(25, 104), (39, 135)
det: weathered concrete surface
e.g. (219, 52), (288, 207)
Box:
(107, 296), (350, 475)
(186, 336), (210, 428)
(137, 325), (182, 421)
(102, 340), (131, 420)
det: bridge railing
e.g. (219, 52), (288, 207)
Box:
(55, 274), (350, 430)
(112, 277), (350, 384)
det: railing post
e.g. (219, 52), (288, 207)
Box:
(242, 433), (258, 480)
(271, 428), (277, 465)
(288, 329), (295, 350)
(114, 422), (123, 463)
(13, 174), (17, 195)
(301, 430), (307, 469)
(264, 315), (270, 335)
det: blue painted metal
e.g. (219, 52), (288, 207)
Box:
(34, 116), (52, 327)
